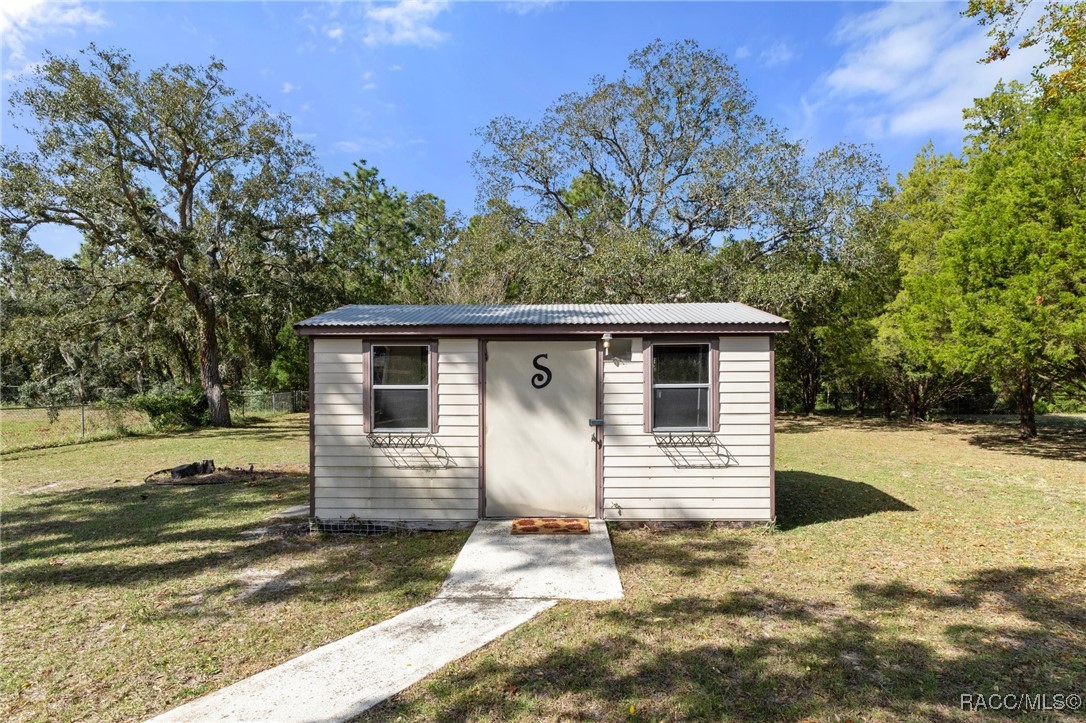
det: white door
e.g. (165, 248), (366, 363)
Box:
(485, 341), (597, 517)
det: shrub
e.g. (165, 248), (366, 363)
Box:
(129, 383), (209, 429)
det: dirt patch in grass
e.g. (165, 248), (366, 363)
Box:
(366, 414), (1085, 722)
(144, 466), (298, 486)
(0, 414), (471, 722)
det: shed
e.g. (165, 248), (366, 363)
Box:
(295, 303), (788, 528)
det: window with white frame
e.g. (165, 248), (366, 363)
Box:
(371, 345), (430, 431)
(652, 344), (711, 430)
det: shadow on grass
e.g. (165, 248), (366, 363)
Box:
(775, 413), (905, 435)
(367, 566), (1085, 722)
(854, 566), (1086, 629)
(777, 413), (1086, 463)
(2, 470), (469, 610)
(775, 471), (915, 531)
(966, 420), (1086, 463)
(609, 531), (751, 578)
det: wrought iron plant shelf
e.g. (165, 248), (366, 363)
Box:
(653, 432), (718, 448)
(367, 432), (432, 449)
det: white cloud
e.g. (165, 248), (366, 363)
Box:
(734, 45), (751, 60)
(502, 0), (556, 16)
(760, 42), (794, 68)
(281, 81), (300, 94)
(363, 0), (449, 48)
(334, 135), (425, 154)
(1, 0), (107, 74)
(326, 25), (344, 40)
(818, 2), (1044, 139)
(334, 137), (394, 154)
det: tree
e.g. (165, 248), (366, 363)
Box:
(966, 0), (1086, 98)
(875, 147), (976, 422)
(474, 39), (881, 259)
(944, 89), (1086, 437)
(1, 46), (322, 425)
(322, 162), (457, 306)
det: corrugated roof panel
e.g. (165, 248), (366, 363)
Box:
(296, 303), (787, 328)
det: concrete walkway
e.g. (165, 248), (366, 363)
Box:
(149, 520), (622, 722)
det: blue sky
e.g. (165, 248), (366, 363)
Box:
(1, 1), (1042, 258)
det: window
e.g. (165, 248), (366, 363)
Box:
(371, 345), (430, 431)
(651, 343), (711, 430)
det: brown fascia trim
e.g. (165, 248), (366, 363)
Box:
(295, 322), (789, 337)
(477, 338), (487, 520)
(769, 335), (777, 523)
(307, 337), (316, 519)
(360, 341), (372, 434)
(642, 340), (654, 434)
(595, 340), (605, 519)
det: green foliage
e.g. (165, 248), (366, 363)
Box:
(474, 39), (882, 258)
(966, 0), (1086, 98)
(1, 45), (324, 426)
(943, 87), (1086, 434)
(129, 382), (209, 429)
(267, 320), (309, 391)
(322, 161), (457, 305)
(874, 146), (975, 420)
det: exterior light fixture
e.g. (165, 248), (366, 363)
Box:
(602, 333), (613, 357)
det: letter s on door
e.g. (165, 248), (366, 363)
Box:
(531, 354), (552, 389)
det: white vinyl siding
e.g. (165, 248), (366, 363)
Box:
(311, 337), (479, 523)
(602, 336), (773, 521)
(311, 333), (773, 523)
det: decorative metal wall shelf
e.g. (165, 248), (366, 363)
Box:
(653, 432), (737, 469)
(653, 432), (717, 448)
(367, 433), (433, 449)
(367, 433), (455, 470)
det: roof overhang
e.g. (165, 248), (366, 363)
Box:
(294, 321), (789, 337)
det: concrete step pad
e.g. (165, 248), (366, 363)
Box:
(438, 519), (624, 600)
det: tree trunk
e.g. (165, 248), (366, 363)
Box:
(1017, 370), (1036, 439)
(855, 383), (867, 418)
(196, 310), (231, 427)
(174, 332), (195, 385)
(168, 256), (231, 427)
(802, 373), (818, 416)
(906, 392), (919, 423)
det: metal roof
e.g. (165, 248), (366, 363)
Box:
(296, 303), (788, 331)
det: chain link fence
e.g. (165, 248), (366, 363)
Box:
(234, 390), (309, 417)
(0, 405), (151, 452)
(1, 390), (309, 453)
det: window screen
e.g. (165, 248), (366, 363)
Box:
(372, 345), (429, 430)
(652, 344), (710, 430)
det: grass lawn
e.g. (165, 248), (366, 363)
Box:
(367, 415), (1086, 722)
(0, 414), (470, 722)
(2, 413), (1083, 721)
